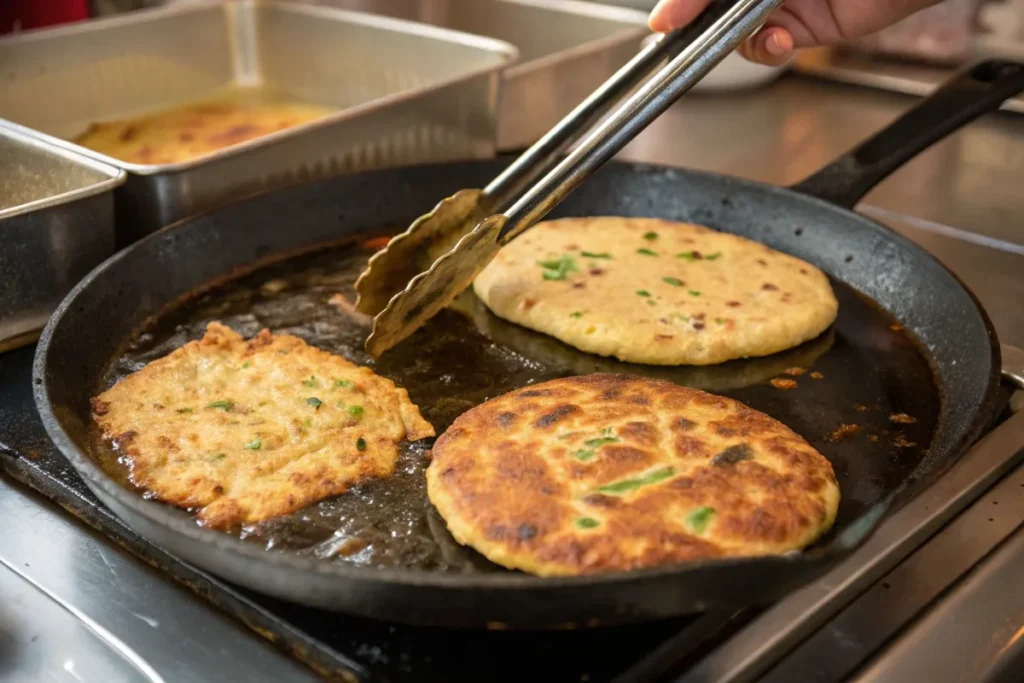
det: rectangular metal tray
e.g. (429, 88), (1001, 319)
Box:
(0, 119), (125, 351)
(0, 0), (517, 244)
(314, 0), (650, 150)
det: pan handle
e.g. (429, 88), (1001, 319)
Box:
(789, 60), (1024, 209)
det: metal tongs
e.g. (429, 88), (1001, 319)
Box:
(354, 0), (785, 357)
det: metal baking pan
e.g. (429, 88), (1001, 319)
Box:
(0, 119), (125, 352)
(0, 0), (517, 245)
(315, 0), (650, 149)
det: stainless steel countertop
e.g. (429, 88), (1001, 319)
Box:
(2, 72), (1024, 683)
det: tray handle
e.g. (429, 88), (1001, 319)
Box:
(790, 60), (1024, 208)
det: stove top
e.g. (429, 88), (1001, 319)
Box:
(2, 213), (1023, 683)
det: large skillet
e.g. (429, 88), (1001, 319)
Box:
(34, 62), (1021, 628)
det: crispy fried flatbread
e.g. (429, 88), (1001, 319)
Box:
(426, 373), (839, 576)
(472, 217), (838, 366)
(91, 322), (433, 529)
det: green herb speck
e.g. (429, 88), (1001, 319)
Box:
(242, 361), (251, 369)
(334, 379), (355, 389)
(573, 448), (596, 462)
(558, 433), (575, 440)
(647, 300), (657, 306)
(596, 466), (676, 494)
(662, 277), (684, 287)
(538, 255), (578, 281)
(643, 231), (658, 241)
(206, 400), (233, 411)
(569, 311), (584, 319)
(686, 506), (715, 533)
(636, 248), (658, 257)
(581, 251), (611, 259)
(576, 517), (600, 529)
(306, 397), (322, 409)
(176, 408), (194, 414)
(244, 438), (262, 451)
(584, 436), (620, 448)
(715, 318), (726, 324)
(356, 437), (366, 451)
(348, 405), (364, 418)
(672, 314), (690, 323)
(706, 252), (722, 261)
(302, 376), (318, 388)
(208, 453), (226, 461)
(676, 251), (697, 261)
(636, 290), (651, 298)
(688, 290), (702, 297)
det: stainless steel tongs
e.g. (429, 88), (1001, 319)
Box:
(354, 0), (785, 357)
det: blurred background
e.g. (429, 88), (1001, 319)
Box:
(4, 0), (1024, 66)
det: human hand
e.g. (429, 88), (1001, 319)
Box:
(649, 0), (944, 65)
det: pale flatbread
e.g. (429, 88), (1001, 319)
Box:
(472, 217), (838, 365)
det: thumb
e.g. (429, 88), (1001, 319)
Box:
(649, 0), (714, 32)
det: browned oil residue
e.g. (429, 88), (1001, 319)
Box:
(890, 323), (905, 332)
(889, 413), (917, 424)
(771, 378), (798, 390)
(828, 423), (861, 442)
(810, 371), (823, 379)
(894, 435), (917, 448)
(867, 434), (879, 443)
(854, 404), (870, 412)
(783, 367), (806, 376)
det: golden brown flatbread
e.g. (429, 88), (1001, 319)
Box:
(91, 322), (433, 529)
(427, 373), (839, 576)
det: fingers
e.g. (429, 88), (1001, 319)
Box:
(649, 0), (710, 33)
(737, 26), (794, 66)
(649, 0), (795, 67)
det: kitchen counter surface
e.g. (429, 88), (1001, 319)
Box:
(2, 71), (1023, 683)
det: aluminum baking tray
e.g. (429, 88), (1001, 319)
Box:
(0, 0), (517, 244)
(311, 0), (650, 149)
(0, 119), (126, 351)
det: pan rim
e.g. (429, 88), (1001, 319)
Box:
(31, 157), (1003, 593)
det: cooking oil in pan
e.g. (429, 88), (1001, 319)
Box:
(92, 238), (939, 573)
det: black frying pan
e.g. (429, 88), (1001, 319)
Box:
(33, 61), (1021, 628)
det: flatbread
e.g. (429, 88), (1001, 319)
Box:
(472, 217), (838, 365)
(91, 322), (434, 529)
(426, 373), (840, 577)
(74, 97), (331, 165)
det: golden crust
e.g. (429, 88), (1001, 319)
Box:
(74, 98), (331, 165)
(426, 374), (839, 577)
(91, 322), (434, 529)
(472, 217), (839, 366)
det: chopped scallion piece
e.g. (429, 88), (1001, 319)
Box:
(636, 248), (658, 257)
(244, 438), (262, 451)
(643, 231), (658, 240)
(576, 517), (600, 529)
(596, 466), (675, 494)
(306, 397), (322, 409)
(686, 506), (715, 533)
(206, 400), (233, 411)
(662, 277), (683, 287)
(356, 437), (366, 451)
